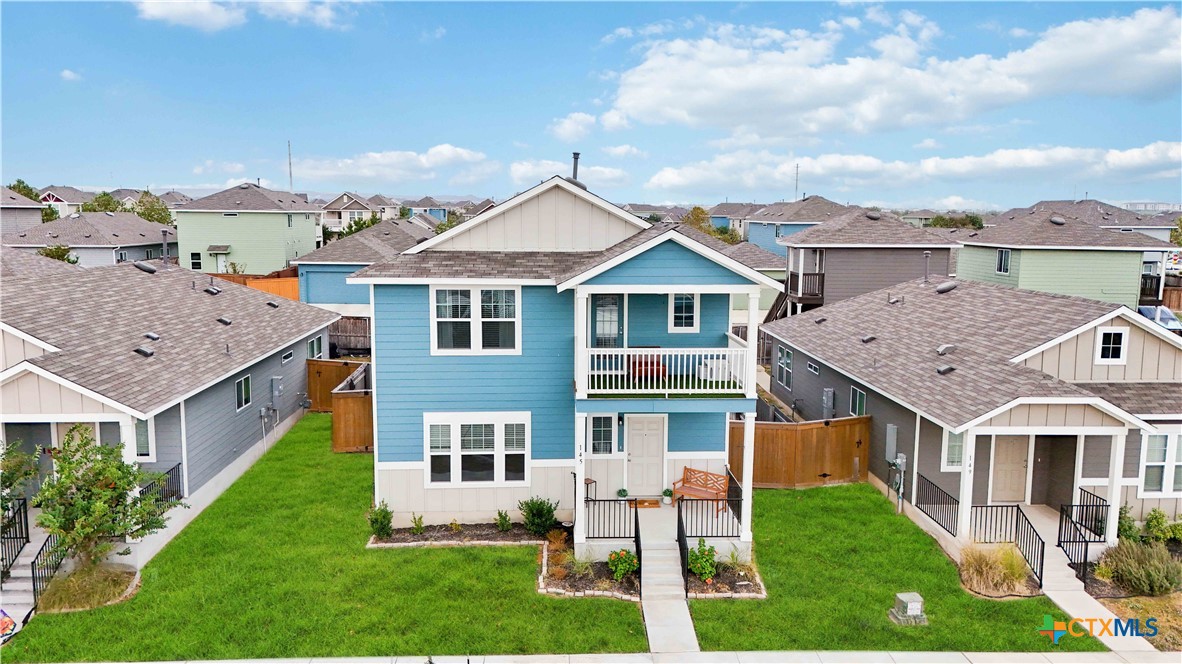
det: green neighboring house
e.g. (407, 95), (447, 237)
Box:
(175, 183), (322, 274)
(957, 210), (1175, 308)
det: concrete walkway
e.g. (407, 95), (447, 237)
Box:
(636, 504), (699, 654)
(116, 652), (1180, 663)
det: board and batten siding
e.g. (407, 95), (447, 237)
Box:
(299, 263), (369, 306)
(958, 245), (1022, 288)
(1017, 250), (1143, 309)
(182, 329), (324, 492)
(626, 293), (730, 348)
(821, 248), (951, 305)
(1021, 318), (1182, 382)
(1, 329), (46, 369)
(983, 403), (1125, 428)
(432, 187), (637, 251)
(586, 241), (753, 286)
(1, 371), (124, 416)
(372, 285), (576, 463)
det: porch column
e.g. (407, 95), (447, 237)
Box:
(119, 417), (137, 464)
(1157, 256), (1167, 300)
(956, 431), (975, 542)
(740, 411), (756, 542)
(573, 413), (588, 545)
(745, 292), (759, 398)
(1104, 429), (1128, 545)
(574, 291), (588, 399)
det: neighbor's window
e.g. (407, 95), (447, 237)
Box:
(190, 252), (202, 270)
(995, 249), (1011, 274)
(287, 214), (293, 228)
(1143, 434), (1182, 496)
(942, 431), (964, 471)
(281, 349), (294, 364)
(590, 416), (615, 455)
(116, 251), (128, 262)
(307, 336), (323, 359)
(146, 248), (157, 260)
(850, 386), (866, 416)
(425, 412), (530, 486)
(807, 362), (819, 375)
(431, 287), (520, 354)
(669, 293), (699, 333)
(235, 375), (252, 411)
(348, 210), (365, 222)
(776, 347), (792, 390)
(1095, 327), (1128, 365)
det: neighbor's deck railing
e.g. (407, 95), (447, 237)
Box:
(583, 347), (749, 395)
(914, 473), (958, 537)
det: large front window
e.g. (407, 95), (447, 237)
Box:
(1143, 434), (1182, 497)
(431, 286), (520, 354)
(424, 412), (530, 486)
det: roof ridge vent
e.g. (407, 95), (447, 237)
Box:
(936, 344), (956, 356)
(217, 317), (232, 326)
(936, 365), (955, 375)
(133, 347), (155, 357)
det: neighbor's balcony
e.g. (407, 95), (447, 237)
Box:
(787, 271), (824, 303)
(580, 347), (751, 397)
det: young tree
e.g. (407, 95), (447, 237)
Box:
(0, 443), (38, 513)
(7, 178), (40, 202)
(681, 206), (712, 231)
(42, 205), (60, 223)
(342, 212), (381, 237)
(432, 210), (463, 235)
(33, 425), (178, 568)
(133, 192), (172, 225)
(1170, 217), (1182, 247)
(37, 245), (79, 264)
(80, 192), (127, 213)
(398, 206), (411, 219)
(644, 213), (663, 224)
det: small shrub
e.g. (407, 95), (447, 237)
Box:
(495, 509), (512, 532)
(998, 544), (1028, 582)
(549, 564), (569, 581)
(1144, 508), (1169, 542)
(368, 501), (393, 540)
(546, 529), (568, 552)
(960, 545), (1027, 595)
(1118, 505), (1139, 541)
(1094, 563), (1114, 581)
(616, 488), (628, 498)
(662, 488), (673, 498)
(687, 537), (718, 583)
(448, 519), (462, 534)
(725, 546), (753, 577)
(410, 512), (425, 536)
(607, 549), (639, 581)
(1166, 522), (1182, 544)
(570, 551), (594, 577)
(1100, 539), (1182, 596)
(518, 496), (558, 537)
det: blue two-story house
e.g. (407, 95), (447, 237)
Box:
(350, 176), (780, 559)
(741, 195), (851, 257)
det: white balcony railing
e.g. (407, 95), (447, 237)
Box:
(582, 347), (750, 396)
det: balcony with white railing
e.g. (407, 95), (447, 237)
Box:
(580, 346), (751, 397)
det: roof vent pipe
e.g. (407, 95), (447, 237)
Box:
(572, 152), (580, 181)
(923, 250), (931, 284)
(161, 228), (170, 265)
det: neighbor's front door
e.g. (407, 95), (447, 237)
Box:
(215, 254), (228, 273)
(627, 415), (664, 496)
(993, 435), (1028, 502)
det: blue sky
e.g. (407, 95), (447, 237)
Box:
(2, 1), (1180, 210)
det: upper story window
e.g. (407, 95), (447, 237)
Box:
(425, 412), (530, 486)
(235, 375), (252, 411)
(1094, 326), (1128, 365)
(850, 386), (866, 416)
(348, 210), (365, 222)
(669, 293), (699, 333)
(287, 214), (293, 228)
(1142, 434), (1181, 497)
(807, 362), (819, 375)
(190, 252), (202, 270)
(776, 347), (792, 390)
(995, 249), (1011, 274)
(146, 248), (157, 260)
(430, 286), (520, 355)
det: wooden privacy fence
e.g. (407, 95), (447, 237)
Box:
(1163, 287), (1182, 311)
(728, 416), (870, 489)
(331, 363), (373, 453)
(307, 359), (367, 412)
(330, 316), (371, 354)
(245, 277), (299, 301)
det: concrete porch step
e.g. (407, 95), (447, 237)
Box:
(1, 591), (34, 605)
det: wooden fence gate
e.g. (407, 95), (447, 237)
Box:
(728, 416), (871, 488)
(307, 359), (367, 412)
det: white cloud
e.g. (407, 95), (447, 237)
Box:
(421, 26), (446, 42)
(602, 7), (1181, 141)
(547, 112), (597, 143)
(1009, 27), (1033, 38)
(134, 1), (247, 32)
(256, 1), (346, 29)
(864, 5), (892, 27)
(450, 160), (502, 186)
(293, 144), (487, 181)
(601, 18), (700, 44)
(913, 138), (942, 150)
(603, 144), (646, 158)
(192, 160), (246, 175)
(510, 160), (628, 188)
(59, 69), (81, 82)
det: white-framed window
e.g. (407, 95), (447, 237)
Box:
(941, 430), (964, 471)
(776, 347), (792, 390)
(134, 418), (156, 462)
(423, 412), (530, 487)
(116, 251), (128, 262)
(995, 248), (1011, 275)
(307, 336), (323, 359)
(807, 361), (819, 375)
(281, 349), (294, 364)
(1142, 433), (1182, 497)
(429, 286), (521, 355)
(850, 386), (866, 416)
(668, 293), (699, 333)
(235, 375), (252, 412)
(348, 210), (365, 222)
(222, 212), (238, 217)
(190, 252), (202, 270)
(287, 214), (293, 228)
(589, 415), (619, 456)
(146, 248), (157, 259)
(1094, 326), (1128, 365)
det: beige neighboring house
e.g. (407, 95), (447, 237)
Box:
(463, 198), (495, 220)
(39, 186), (96, 217)
(367, 194), (401, 220)
(3, 212), (178, 268)
(1, 187), (44, 234)
(108, 188), (145, 208)
(321, 192), (376, 233)
(901, 209), (939, 227)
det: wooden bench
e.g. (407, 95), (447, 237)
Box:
(672, 467), (729, 512)
(628, 346), (667, 380)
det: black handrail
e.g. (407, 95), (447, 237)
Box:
(969, 504), (1045, 587)
(2, 497), (30, 580)
(141, 463), (184, 515)
(914, 473), (958, 536)
(679, 498), (741, 538)
(1013, 505), (1045, 588)
(1071, 488), (1108, 540)
(725, 466), (743, 525)
(584, 498), (636, 539)
(31, 531), (65, 607)
(632, 503), (642, 599)
(1058, 504), (1091, 582)
(676, 500), (689, 594)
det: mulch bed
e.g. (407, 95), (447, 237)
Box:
(545, 561), (640, 598)
(374, 522), (540, 544)
(687, 564), (764, 596)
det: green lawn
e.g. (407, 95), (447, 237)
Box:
(691, 484), (1106, 653)
(5, 414), (647, 662)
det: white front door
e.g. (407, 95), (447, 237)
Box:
(215, 254), (228, 273)
(993, 435), (1028, 502)
(627, 415), (664, 496)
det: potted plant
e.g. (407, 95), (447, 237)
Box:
(616, 488), (628, 498)
(662, 488), (674, 505)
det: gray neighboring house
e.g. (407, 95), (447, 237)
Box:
(762, 278), (1182, 559)
(38, 185), (96, 217)
(322, 192), (377, 232)
(989, 199), (1179, 246)
(367, 194), (401, 220)
(463, 198), (496, 219)
(1, 187), (44, 234)
(0, 259), (338, 576)
(2, 212), (178, 267)
(0, 246), (84, 278)
(773, 208), (957, 317)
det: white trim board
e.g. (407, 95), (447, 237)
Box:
(1011, 308), (1182, 363)
(0, 322), (61, 352)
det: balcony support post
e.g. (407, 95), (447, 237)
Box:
(740, 411), (756, 542)
(745, 292), (759, 397)
(574, 290), (588, 399)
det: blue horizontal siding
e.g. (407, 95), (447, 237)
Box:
(299, 264), (369, 305)
(746, 222), (815, 257)
(627, 293), (729, 347)
(586, 241), (753, 286)
(373, 285), (575, 462)
(710, 215), (731, 229)
(668, 412), (727, 452)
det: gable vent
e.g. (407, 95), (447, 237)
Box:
(936, 344), (956, 356)
(144, 332), (160, 341)
(936, 365), (955, 375)
(217, 317), (232, 326)
(134, 347), (155, 357)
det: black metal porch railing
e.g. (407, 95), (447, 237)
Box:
(632, 503), (642, 599)
(1058, 505), (1092, 582)
(678, 498), (741, 538)
(142, 463), (184, 515)
(31, 531), (65, 607)
(2, 497), (30, 580)
(969, 504), (1045, 587)
(676, 502), (689, 594)
(914, 473), (958, 537)
(1069, 488), (1109, 540)
(726, 466), (743, 524)
(1140, 273), (1162, 303)
(584, 498), (636, 539)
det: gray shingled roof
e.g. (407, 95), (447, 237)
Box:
(157, 191), (193, 207)
(410, 212), (440, 229)
(368, 194), (398, 207)
(781, 208), (957, 247)
(38, 186), (96, 204)
(762, 279), (1125, 429)
(177, 183), (321, 212)
(1081, 382), (1182, 417)
(991, 200), (1178, 229)
(2, 212), (175, 247)
(1, 262), (337, 415)
(323, 192), (374, 211)
(721, 242), (784, 271)
(2, 187), (41, 208)
(962, 209), (1174, 249)
(406, 197), (442, 208)
(466, 198), (496, 215)
(0, 246), (84, 278)
(294, 219), (429, 264)
(353, 251), (601, 280)
(747, 195), (850, 223)
(709, 202), (766, 218)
